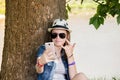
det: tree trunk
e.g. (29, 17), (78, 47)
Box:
(0, 0), (66, 80)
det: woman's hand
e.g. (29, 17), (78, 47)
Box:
(61, 39), (76, 58)
(37, 48), (56, 65)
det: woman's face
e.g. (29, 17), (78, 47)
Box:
(51, 29), (67, 47)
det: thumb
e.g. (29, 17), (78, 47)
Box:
(61, 45), (65, 49)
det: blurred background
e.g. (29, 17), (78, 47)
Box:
(0, 0), (5, 72)
(0, 0), (120, 79)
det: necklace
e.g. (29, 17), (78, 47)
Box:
(54, 46), (62, 59)
(55, 52), (61, 59)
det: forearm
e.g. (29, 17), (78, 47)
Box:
(68, 56), (77, 79)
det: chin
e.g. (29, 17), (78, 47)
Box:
(55, 43), (63, 47)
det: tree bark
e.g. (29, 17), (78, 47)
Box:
(0, 0), (66, 80)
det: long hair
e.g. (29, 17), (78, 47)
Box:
(62, 30), (70, 59)
(64, 31), (70, 46)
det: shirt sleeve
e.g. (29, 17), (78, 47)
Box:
(36, 45), (45, 58)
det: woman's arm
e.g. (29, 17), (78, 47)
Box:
(68, 55), (88, 80)
(35, 56), (45, 73)
(67, 54), (77, 79)
(35, 48), (56, 73)
(61, 39), (77, 79)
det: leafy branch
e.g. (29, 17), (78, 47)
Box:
(89, 0), (120, 29)
(66, 0), (120, 29)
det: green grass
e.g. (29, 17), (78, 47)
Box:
(70, 2), (97, 9)
(67, 0), (98, 15)
(89, 76), (120, 80)
(0, 0), (97, 15)
(0, 0), (5, 14)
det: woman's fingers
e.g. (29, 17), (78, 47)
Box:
(46, 51), (56, 61)
(47, 51), (53, 56)
(42, 47), (56, 63)
(72, 43), (76, 48)
(66, 39), (76, 47)
(66, 39), (71, 45)
(61, 45), (65, 49)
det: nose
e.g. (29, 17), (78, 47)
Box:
(56, 35), (60, 39)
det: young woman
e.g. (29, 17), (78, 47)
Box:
(35, 19), (88, 80)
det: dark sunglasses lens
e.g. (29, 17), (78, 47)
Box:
(51, 33), (57, 39)
(59, 33), (66, 39)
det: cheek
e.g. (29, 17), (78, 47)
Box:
(61, 39), (66, 45)
(63, 39), (66, 43)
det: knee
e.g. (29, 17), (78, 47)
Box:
(72, 72), (88, 80)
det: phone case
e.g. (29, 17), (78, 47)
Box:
(45, 42), (55, 54)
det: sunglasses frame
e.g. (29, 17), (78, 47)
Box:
(51, 33), (66, 39)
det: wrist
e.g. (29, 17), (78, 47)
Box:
(35, 63), (44, 73)
(68, 61), (75, 66)
(68, 54), (73, 59)
(37, 57), (44, 67)
(68, 53), (74, 61)
(68, 55), (75, 64)
(37, 62), (44, 67)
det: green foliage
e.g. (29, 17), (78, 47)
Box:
(66, 0), (97, 16)
(117, 15), (120, 24)
(112, 77), (117, 80)
(97, 4), (108, 18)
(66, 0), (120, 29)
(0, 0), (5, 14)
(66, 3), (71, 19)
(89, 76), (120, 80)
(90, 0), (120, 29)
(69, 0), (97, 10)
(66, 4), (71, 12)
(89, 14), (104, 29)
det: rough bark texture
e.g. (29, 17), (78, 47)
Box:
(0, 0), (66, 80)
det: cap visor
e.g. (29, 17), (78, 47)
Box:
(48, 28), (72, 33)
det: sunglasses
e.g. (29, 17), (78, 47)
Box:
(51, 33), (66, 39)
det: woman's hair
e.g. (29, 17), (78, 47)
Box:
(64, 30), (70, 46)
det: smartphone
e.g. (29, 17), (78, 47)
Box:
(45, 42), (58, 63)
(45, 42), (55, 54)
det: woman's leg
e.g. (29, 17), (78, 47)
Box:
(71, 72), (88, 80)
